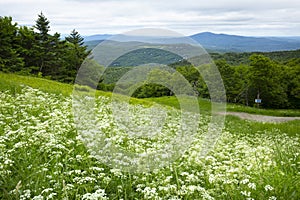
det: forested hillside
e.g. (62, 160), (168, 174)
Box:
(210, 49), (300, 65)
(0, 13), (89, 83)
(98, 55), (300, 109)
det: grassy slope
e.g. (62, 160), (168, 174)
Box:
(1, 72), (299, 199)
(1, 72), (299, 117)
(0, 72), (153, 107)
(0, 72), (73, 96)
(145, 96), (300, 117)
(145, 95), (300, 136)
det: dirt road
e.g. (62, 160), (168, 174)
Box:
(218, 112), (300, 123)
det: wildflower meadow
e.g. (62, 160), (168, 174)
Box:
(0, 85), (299, 199)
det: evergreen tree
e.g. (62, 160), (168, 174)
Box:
(64, 29), (90, 82)
(32, 12), (68, 79)
(0, 16), (24, 72)
(45, 32), (67, 79)
(16, 26), (38, 74)
(33, 12), (53, 75)
(34, 12), (50, 41)
(66, 29), (84, 46)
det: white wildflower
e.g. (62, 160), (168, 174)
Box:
(241, 191), (251, 197)
(240, 179), (249, 184)
(265, 185), (274, 191)
(32, 195), (43, 200)
(20, 189), (31, 200)
(268, 196), (277, 200)
(248, 182), (256, 190)
(82, 189), (108, 200)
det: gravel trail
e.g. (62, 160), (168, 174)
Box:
(218, 112), (300, 123)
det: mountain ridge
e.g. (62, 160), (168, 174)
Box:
(84, 32), (300, 52)
(190, 32), (300, 52)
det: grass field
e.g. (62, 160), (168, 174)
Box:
(145, 96), (300, 117)
(0, 72), (299, 199)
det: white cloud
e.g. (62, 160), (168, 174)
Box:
(0, 0), (299, 36)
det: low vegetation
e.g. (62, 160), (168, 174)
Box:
(0, 73), (299, 199)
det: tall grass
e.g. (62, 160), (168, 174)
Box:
(0, 72), (299, 199)
(146, 95), (300, 117)
(1, 72), (299, 117)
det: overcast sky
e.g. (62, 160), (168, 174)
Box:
(1, 0), (300, 36)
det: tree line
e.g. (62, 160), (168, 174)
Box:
(210, 49), (300, 66)
(0, 13), (90, 82)
(214, 56), (299, 108)
(99, 55), (299, 109)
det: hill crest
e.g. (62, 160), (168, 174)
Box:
(84, 32), (300, 52)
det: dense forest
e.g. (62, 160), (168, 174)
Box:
(99, 56), (300, 109)
(210, 49), (300, 65)
(0, 13), (89, 82)
(0, 14), (299, 109)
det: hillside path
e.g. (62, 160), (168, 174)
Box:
(218, 112), (300, 123)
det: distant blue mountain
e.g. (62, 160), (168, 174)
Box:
(84, 34), (113, 42)
(83, 32), (300, 52)
(190, 32), (300, 52)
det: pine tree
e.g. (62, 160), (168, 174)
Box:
(34, 12), (50, 41)
(45, 32), (67, 79)
(66, 29), (84, 46)
(0, 16), (24, 72)
(33, 12), (52, 75)
(64, 29), (91, 82)
(16, 26), (38, 74)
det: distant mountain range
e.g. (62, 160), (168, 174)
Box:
(84, 32), (300, 52)
(84, 34), (113, 42)
(190, 32), (300, 52)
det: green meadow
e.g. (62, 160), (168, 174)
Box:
(0, 73), (299, 199)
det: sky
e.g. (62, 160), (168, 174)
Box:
(1, 0), (300, 37)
